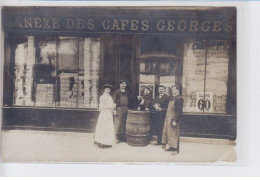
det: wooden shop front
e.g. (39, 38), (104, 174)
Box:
(2, 7), (236, 140)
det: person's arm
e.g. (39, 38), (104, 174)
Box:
(174, 98), (184, 123)
(99, 96), (106, 110)
(159, 96), (170, 111)
(151, 97), (158, 111)
(148, 97), (153, 110)
(112, 91), (118, 106)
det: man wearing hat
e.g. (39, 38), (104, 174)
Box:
(113, 79), (130, 143)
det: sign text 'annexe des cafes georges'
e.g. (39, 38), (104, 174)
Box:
(2, 7), (236, 36)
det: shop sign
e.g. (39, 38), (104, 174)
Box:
(2, 7), (236, 36)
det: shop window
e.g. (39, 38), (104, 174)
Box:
(13, 36), (100, 109)
(182, 40), (230, 114)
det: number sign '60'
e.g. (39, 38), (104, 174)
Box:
(198, 98), (211, 111)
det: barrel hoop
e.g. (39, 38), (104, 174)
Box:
(126, 121), (150, 124)
(126, 133), (150, 137)
(126, 142), (148, 147)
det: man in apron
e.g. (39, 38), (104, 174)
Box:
(162, 85), (184, 155)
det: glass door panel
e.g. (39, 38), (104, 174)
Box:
(159, 61), (176, 96)
(139, 62), (156, 98)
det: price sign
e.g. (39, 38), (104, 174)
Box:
(196, 92), (213, 112)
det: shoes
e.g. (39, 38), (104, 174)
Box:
(164, 147), (174, 151)
(171, 150), (179, 155)
(153, 142), (162, 146)
(99, 144), (112, 148)
(161, 144), (166, 149)
(115, 135), (120, 143)
(94, 141), (99, 145)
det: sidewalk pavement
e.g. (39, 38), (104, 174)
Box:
(1, 130), (236, 163)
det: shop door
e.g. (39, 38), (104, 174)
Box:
(136, 35), (183, 98)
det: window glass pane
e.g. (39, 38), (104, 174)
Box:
(182, 41), (206, 113)
(82, 37), (100, 108)
(13, 36), (101, 109)
(159, 61), (176, 96)
(140, 62), (156, 74)
(205, 41), (229, 113)
(35, 37), (56, 107)
(140, 74), (155, 84)
(140, 36), (179, 57)
(77, 38), (85, 107)
(56, 37), (78, 107)
(139, 62), (156, 97)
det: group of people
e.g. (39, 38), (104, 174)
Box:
(94, 79), (184, 156)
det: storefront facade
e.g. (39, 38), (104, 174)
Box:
(2, 7), (236, 139)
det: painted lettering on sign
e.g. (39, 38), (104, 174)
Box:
(7, 16), (234, 34)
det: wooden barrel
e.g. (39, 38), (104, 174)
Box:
(126, 110), (150, 146)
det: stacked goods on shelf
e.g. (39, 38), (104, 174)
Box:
(77, 75), (84, 107)
(23, 36), (35, 106)
(14, 43), (27, 105)
(35, 84), (54, 106)
(59, 72), (77, 107)
(83, 37), (100, 109)
(71, 77), (78, 107)
(91, 38), (100, 108)
(14, 36), (35, 106)
(83, 38), (91, 108)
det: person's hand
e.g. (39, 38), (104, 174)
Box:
(112, 110), (117, 116)
(154, 103), (159, 111)
(140, 99), (144, 105)
(137, 96), (142, 100)
(171, 120), (177, 127)
(112, 103), (116, 109)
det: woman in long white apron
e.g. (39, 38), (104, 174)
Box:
(94, 84), (116, 148)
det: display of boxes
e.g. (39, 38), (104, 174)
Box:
(35, 84), (54, 107)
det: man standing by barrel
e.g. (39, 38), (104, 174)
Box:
(151, 85), (170, 146)
(162, 85), (184, 155)
(113, 80), (129, 143)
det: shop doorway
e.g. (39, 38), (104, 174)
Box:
(135, 35), (183, 97)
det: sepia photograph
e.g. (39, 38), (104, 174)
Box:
(1, 5), (237, 162)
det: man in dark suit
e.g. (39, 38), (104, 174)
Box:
(151, 85), (170, 145)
